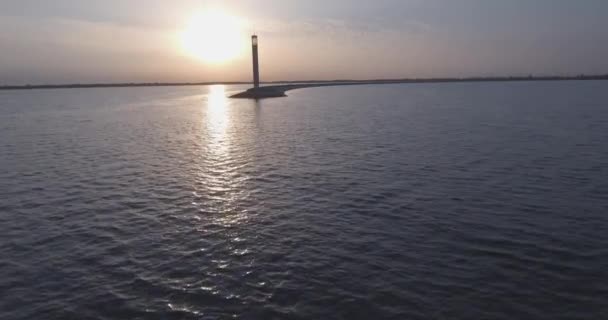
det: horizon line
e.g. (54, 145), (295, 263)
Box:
(1, 74), (608, 91)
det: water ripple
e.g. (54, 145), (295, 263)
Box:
(1, 82), (608, 319)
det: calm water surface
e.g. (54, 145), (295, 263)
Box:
(1, 82), (607, 319)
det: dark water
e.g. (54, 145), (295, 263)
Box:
(1, 81), (608, 319)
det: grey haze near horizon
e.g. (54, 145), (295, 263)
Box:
(1, 0), (607, 85)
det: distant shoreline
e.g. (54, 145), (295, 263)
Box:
(1, 75), (607, 91)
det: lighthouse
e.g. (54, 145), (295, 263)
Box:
(231, 34), (286, 98)
(251, 35), (260, 89)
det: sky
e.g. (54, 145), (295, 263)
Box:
(1, 0), (607, 84)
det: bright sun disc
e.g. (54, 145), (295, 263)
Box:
(180, 11), (244, 63)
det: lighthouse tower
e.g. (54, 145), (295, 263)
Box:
(251, 35), (260, 89)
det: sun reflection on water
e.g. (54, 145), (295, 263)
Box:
(206, 85), (230, 140)
(199, 85), (250, 228)
(204, 85), (231, 193)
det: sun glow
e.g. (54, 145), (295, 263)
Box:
(180, 10), (245, 63)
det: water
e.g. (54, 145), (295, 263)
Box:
(1, 81), (607, 319)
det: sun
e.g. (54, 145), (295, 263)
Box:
(180, 10), (245, 64)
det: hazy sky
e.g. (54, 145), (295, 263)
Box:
(1, 0), (607, 84)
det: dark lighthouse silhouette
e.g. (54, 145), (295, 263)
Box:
(231, 35), (288, 99)
(252, 35), (260, 89)
(231, 34), (296, 99)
